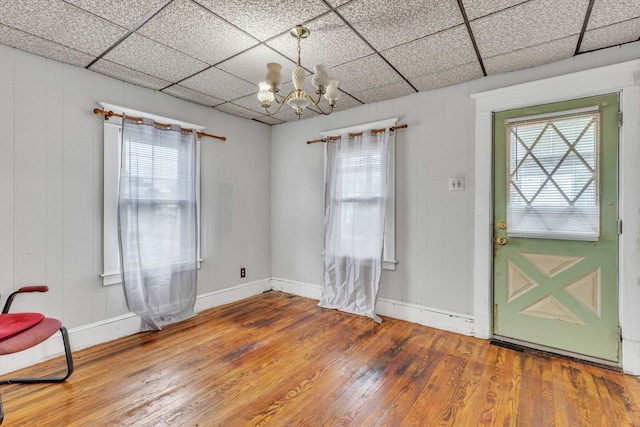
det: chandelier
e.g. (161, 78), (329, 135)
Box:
(257, 25), (340, 117)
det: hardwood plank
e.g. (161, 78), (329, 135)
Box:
(2, 291), (640, 426)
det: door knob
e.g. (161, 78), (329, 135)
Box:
(496, 237), (507, 246)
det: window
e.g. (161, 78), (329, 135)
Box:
(101, 104), (202, 286)
(322, 119), (397, 270)
(506, 107), (600, 240)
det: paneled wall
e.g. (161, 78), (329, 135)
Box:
(271, 41), (640, 320)
(0, 45), (272, 330)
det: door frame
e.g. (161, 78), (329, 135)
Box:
(471, 59), (640, 374)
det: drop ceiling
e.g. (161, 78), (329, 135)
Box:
(1, 0), (639, 125)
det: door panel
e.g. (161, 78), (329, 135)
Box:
(493, 94), (619, 362)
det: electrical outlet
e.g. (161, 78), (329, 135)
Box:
(240, 267), (246, 278)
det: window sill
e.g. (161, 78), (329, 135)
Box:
(383, 260), (397, 271)
(101, 259), (203, 287)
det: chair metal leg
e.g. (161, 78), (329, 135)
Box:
(0, 326), (74, 385)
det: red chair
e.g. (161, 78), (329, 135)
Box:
(0, 286), (74, 424)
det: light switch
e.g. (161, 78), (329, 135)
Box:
(448, 177), (465, 191)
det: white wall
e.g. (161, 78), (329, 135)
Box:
(0, 45), (272, 372)
(271, 41), (640, 371)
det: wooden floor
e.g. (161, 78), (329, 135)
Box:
(2, 291), (640, 426)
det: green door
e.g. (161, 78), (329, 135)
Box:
(493, 93), (620, 362)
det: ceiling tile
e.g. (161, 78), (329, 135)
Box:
(89, 59), (171, 90)
(484, 35), (579, 75)
(266, 12), (374, 70)
(0, 24), (94, 67)
(409, 61), (484, 91)
(471, 0), (587, 58)
(330, 94), (364, 112)
(103, 33), (209, 82)
(0, 0), (127, 56)
(580, 19), (640, 53)
(229, 93), (270, 115)
(328, 54), (406, 95)
(326, 0), (351, 6)
(138, 0), (258, 65)
(162, 85), (225, 107)
(461, 0), (529, 20)
(215, 102), (265, 120)
(253, 115), (285, 125)
(180, 66), (257, 101)
(588, 0), (640, 29)
(196, 0), (330, 41)
(349, 80), (416, 104)
(275, 104), (320, 122)
(217, 44), (296, 86)
(383, 25), (478, 78)
(65, 0), (168, 29)
(338, 0), (463, 51)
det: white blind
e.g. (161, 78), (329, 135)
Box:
(507, 110), (600, 240)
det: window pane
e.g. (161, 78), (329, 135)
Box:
(507, 111), (600, 240)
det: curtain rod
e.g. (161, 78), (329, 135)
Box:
(306, 124), (408, 144)
(93, 108), (227, 142)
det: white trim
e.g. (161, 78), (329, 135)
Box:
(270, 277), (475, 335)
(98, 102), (205, 130)
(320, 117), (398, 137)
(271, 277), (323, 300)
(472, 59), (640, 374)
(506, 105), (599, 123)
(0, 278), (271, 375)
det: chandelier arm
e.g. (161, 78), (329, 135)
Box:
(263, 91), (295, 116)
(304, 91), (324, 107)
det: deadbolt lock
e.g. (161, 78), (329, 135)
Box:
(496, 237), (507, 246)
(497, 221), (507, 230)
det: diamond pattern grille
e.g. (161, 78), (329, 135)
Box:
(506, 111), (600, 240)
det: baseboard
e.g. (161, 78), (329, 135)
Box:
(0, 278), (272, 376)
(270, 277), (475, 336)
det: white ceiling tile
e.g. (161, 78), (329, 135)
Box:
(484, 35), (579, 75)
(409, 61), (484, 91)
(350, 80), (416, 104)
(196, 0), (330, 41)
(162, 85), (225, 107)
(338, 0), (463, 51)
(66, 0), (168, 29)
(215, 102), (265, 120)
(138, 0), (258, 65)
(266, 12), (374, 70)
(229, 93), (270, 115)
(461, 0), (529, 20)
(103, 33), (209, 82)
(588, 0), (640, 29)
(471, 0), (587, 58)
(217, 44), (296, 86)
(0, 24), (94, 67)
(328, 54), (406, 95)
(180, 67), (257, 101)
(0, 0), (127, 55)
(274, 104), (320, 122)
(580, 19), (640, 53)
(383, 25), (477, 78)
(329, 94), (363, 113)
(254, 115), (285, 125)
(89, 59), (171, 89)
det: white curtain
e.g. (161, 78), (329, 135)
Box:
(118, 116), (198, 331)
(319, 129), (390, 322)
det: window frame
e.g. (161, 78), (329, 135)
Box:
(101, 103), (203, 286)
(321, 118), (397, 270)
